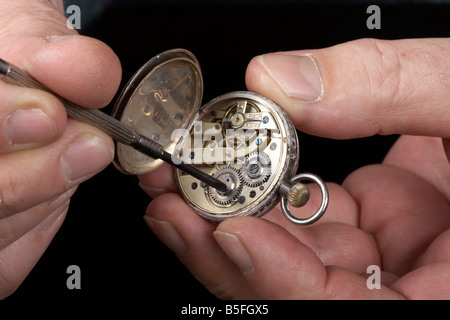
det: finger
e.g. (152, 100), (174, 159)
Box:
(0, 1), (121, 155)
(390, 262), (450, 299)
(0, 201), (67, 299)
(24, 35), (122, 108)
(0, 119), (114, 217)
(246, 38), (450, 139)
(144, 193), (258, 299)
(215, 217), (403, 299)
(139, 169), (360, 228)
(0, 1), (121, 108)
(343, 164), (450, 276)
(138, 164), (178, 199)
(383, 135), (450, 199)
(264, 214), (381, 274)
(414, 229), (450, 268)
(0, 83), (67, 153)
(0, 187), (76, 251)
(3, 35), (122, 109)
(0, 0), (73, 39)
(50, 0), (65, 13)
(265, 182), (360, 230)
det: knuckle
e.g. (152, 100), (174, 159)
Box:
(356, 38), (450, 134)
(0, 174), (20, 218)
(0, 164), (31, 218)
(344, 38), (409, 135)
(361, 38), (405, 105)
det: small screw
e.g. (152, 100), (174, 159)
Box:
(249, 190), (256, 198)
(191, 182), (198, 190)
(238, 196), (245, 204)
(174, 113), (183, 123)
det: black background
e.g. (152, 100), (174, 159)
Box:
(6, 1), (450, 301)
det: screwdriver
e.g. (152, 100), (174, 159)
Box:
(0, 58), (228, 193)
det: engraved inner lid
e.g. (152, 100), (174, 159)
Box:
(112, 49), (203, 174)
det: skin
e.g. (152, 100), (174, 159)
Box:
(1, 1), (449, 300)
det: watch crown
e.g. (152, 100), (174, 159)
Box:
(287, 183), (310, 207)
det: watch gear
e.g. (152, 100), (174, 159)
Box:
(208, 166), (243, 206)
(243, 152), (272, 187)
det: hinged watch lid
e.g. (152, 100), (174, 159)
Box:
(112, 49), (204, 174)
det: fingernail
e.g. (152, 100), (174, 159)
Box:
(260, 53), (323, 102)
(49, 187), (77, 207)
(138, 183), (169, 199)
(61, 135), (113, 183)
(214, 231), (254, 275)
(144, 216), (188, 258)
(5, 108), (58, 145)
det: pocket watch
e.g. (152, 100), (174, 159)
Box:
(112, 49), (328, 225)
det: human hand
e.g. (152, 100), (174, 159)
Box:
(0, 0), (121, 298)
(140, 38), (450, 299)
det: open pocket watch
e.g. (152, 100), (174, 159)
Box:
(112, 49), (329, 225)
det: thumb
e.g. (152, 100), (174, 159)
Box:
(246, 38), (450, 139)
